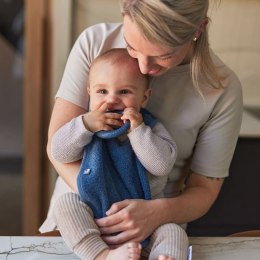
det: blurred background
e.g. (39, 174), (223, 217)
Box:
(0, 0), (259, 236)
(0, 0), (122, 236)
(0, 0), (23, 235)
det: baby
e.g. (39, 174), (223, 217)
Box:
(51, 49), (188, 260)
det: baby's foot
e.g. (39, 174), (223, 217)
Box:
(96, 242), (142, 260)
(158, 256), (175, 260)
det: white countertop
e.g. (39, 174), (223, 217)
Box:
(189, 237), (260, 260)
(0, 236), (77, 259)
(1, 236), (260, 260)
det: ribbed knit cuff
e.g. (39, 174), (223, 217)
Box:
(74, 234), (109, 260)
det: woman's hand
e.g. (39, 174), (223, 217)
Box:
(95, 199), (161, 246)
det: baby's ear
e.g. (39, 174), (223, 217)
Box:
(141, 88), (152, 107)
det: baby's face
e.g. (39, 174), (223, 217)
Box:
(88, 60), (150, 112)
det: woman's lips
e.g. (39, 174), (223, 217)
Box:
(147, 67), (164, 76)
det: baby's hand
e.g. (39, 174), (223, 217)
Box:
(82, 103), (122, 133)
(121, 107), (143, 132)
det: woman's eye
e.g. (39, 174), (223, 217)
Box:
(126, 45), (135, 52)
(159, 55), (172, 61)
(126, 45), (132, 50)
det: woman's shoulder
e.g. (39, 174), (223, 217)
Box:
(81, 22), (122, 35)
(211, 50), (242, 89)
(73, 22), (125, 60)
(78, 23), (124, 46)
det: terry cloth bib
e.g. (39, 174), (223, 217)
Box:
(77, 108), (157, 217)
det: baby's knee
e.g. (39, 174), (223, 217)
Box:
(150, 223), (189, 260)
(157, 223), (186, 234)
(53, 192), (94, 222)
(53, 193), (79, 214)
(155, 223), (189, 245)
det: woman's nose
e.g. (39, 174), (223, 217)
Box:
(137, 55), (152, 74)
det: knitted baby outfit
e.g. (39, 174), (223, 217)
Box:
(77, 109), (157, 247)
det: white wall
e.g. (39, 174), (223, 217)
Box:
(73, 0), (122, 39)
(209, 0), (260, 108)
(51, 0), (73, 95)
(49, 0), (73, 194)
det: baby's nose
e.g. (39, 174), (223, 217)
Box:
(106, 94), (120, 104)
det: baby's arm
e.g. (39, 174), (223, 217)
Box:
(128, 122), (177, 176)
(51, 115), (94, 163)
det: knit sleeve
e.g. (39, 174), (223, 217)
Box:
(51, 115), (94, 163)
(128, 122), (177, 176)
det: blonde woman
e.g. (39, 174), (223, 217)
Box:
(41, 1), (243, 259)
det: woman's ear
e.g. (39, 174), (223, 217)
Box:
(193, 17), (209, 41)
(141, 88), (152, 107)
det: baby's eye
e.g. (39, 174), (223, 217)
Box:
(97, 89), (107, 94)
(120, 89), (130, 94)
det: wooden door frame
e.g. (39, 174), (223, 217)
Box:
(23, 0), (52, 235)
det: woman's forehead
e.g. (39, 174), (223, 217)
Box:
(123, 15), (175, 56)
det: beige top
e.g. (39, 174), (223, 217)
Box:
(40, 23), (243, 232)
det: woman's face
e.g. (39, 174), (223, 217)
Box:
(123, 15), (193, 76)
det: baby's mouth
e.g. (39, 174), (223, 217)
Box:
(105, 109), (125, 129)
(106, 108), (125, 114)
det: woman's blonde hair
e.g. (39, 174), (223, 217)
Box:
(121, 0), (223, 94)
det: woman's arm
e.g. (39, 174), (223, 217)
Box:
(47, 98), (87, 192)
(96, 170), (223, 245)
(160, 171), (224, 223)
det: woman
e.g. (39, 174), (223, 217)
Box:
(41, 0), (243, 259)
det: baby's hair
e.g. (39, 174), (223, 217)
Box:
(90, 48), (149, 88)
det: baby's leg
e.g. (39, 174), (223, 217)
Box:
(53, 192), (108, 259)
(54, 192), (142, 260)
(142, 223), (188, 260)
(158, 256), (175, 260)
(96, 242), (142, 260)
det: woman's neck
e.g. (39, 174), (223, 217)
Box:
(179, 43), (194, 65)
